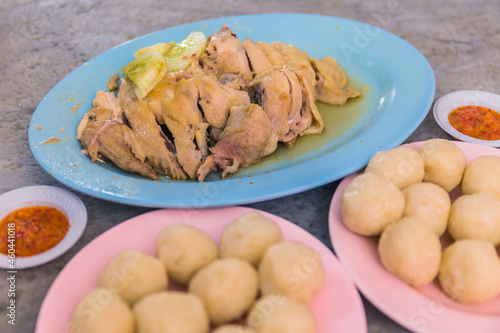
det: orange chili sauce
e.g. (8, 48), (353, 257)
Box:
(448, 105), (500, 140)
(0, 206), (70, 257)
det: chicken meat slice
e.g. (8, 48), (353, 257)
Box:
(262, 41), (326, 99)
(117, 78), (137, 104)
(144, 71), (192, 124)
(288, 66), (324, 136)
(186, 61), (251, 141)
(241, 41), (322, 145)
(200, 24), (252, 89)
(197, 104), (272, 181)
(280, 67), (308, 146)
(121, 98), (188, 180)
(197, 74), (250, 141)
(79, 107), (159, 181)
(93, 90), (116, 109)
(270, 42), (316, 79)
(249, 68), (292, 156)
(258, 41), (288, 67)
(77, 90), (125, 140)
(158, 77), (209, 179)
(93, 90), (123, 121)
(242, 39), (274, 75)
(309, 56), (361, 105)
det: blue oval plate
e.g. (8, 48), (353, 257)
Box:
(29, 13), (435, 208)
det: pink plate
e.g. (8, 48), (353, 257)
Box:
(37, 206), (366, 333)
(329, 141), (500, 333)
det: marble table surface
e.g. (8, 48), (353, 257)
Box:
(0, 0), (499, 332)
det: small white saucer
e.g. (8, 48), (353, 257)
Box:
(433, 90), (500, 147)
(0, 186), (87, 269)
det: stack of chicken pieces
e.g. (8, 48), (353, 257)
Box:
(77, 25), (360, 182)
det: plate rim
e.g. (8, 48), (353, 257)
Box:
(35, 206), (367, 333)
(328, 140), (500, 333)
(28, 13), (436, 208)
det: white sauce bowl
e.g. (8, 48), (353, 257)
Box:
(433, 90), (500, 147)
(0, 186), (87, 269)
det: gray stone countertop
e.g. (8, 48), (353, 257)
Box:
(0, 0), (499, 332)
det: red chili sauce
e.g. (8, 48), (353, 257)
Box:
(0, 206), (70, 257)
(448, 105), (500, 141)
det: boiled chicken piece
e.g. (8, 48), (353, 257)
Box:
(258, 41), (288, 67)
(187, 61), (251, 141)
(76, 90), (125, 136)
(117, 78), (137, 104)
(121, 77), (203, 180)
(200, 24), (253, 89)
(251, 44), (324, 137)
(145, 71), (192, 124)
(188, 62), (250, 135)
(249, 68), (292, 156)
(250, 65), (324, 148)
(197, 74), (250, 141)
(93, 91), (117, 109)
(270, 42), (317, 87)
(258, 41), (326, 99)
(288, 65), (324, 136)
(121, 98), (188, 180)
(93, 90), (123, 121)
(119, 78), (188, 179)
(242, 39), (274, 75)
(240, 41), (322, 145)
(146, 62), (250, 178)
(197, 104), (272, 181)
(280, 67), (308, 146)
(309, 56), (361, 105)
(79, 107), (159, 181)
(77, 91), (121, 142)
(159, 77), (208, 179)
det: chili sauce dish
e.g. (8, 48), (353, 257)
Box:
(0, 186), (87, 269)
(433, 90), (500, 147)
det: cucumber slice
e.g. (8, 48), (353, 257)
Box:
(165, 31), (207, 72)
(134, 42), (176, 58)
(122, 51), (168, 99)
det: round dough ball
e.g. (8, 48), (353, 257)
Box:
(439, 239), (500, 303)
(448, 192), (500, 246)
(461, 155), (500, 200)
(402, 182), (451, 236)
(97, 249), (167, 305)
(69, 288), (134, 333)
(133, 291), (209, 333)
(247, 294), (316, 333)
(341, 172), (405, 236)
(378, 217), (441, 287)
(220, 212), (283, 266)
(188, 258), (259, 326)
(418, 138), (466, 191)
(156, 224), (218, 285)
(365, 146), (425, 189)
(258, 241), (324, 304)
(213, 325), (256, 333)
